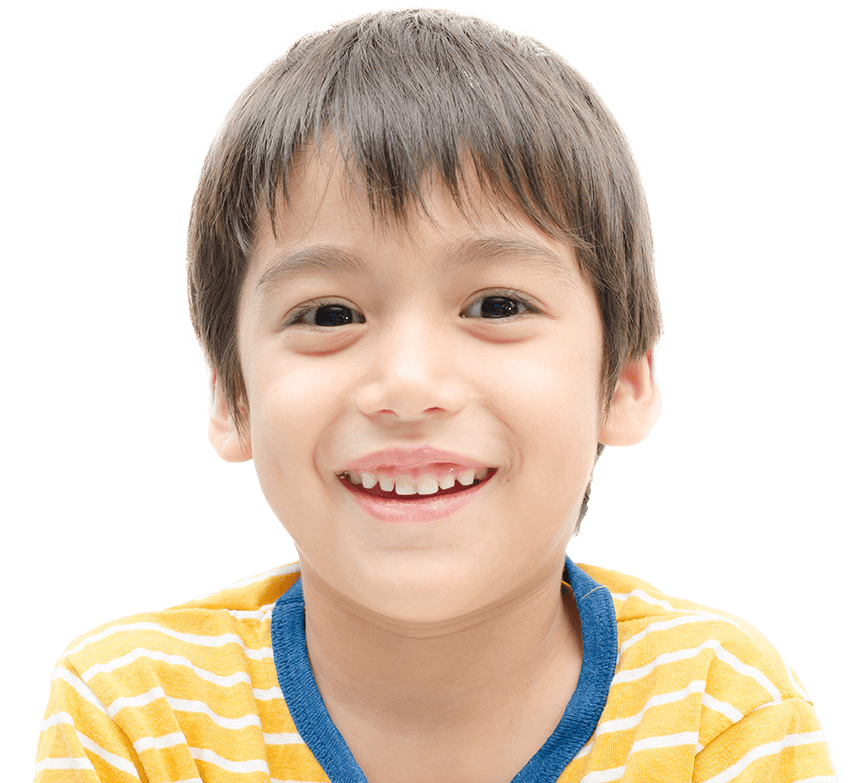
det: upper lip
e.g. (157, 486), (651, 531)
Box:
(340, 446), (489, 473)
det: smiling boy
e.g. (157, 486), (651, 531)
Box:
(35, 9), (834, 783)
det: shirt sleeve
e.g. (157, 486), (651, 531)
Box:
(693, 698), (835, 783)
(35, 659), (143, 783)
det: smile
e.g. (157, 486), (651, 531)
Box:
(336, 466), (496, 522)
(338, 467), (491, 498)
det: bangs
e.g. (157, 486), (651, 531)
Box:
(212, 10), (633, 255)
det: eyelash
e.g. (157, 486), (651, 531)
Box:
(283, 290), (539, 329)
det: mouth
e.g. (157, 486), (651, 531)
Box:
(337, 468), (499, 503)
(335, 465), (497, 522)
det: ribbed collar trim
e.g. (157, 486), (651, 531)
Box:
(270, 558), (617, 782)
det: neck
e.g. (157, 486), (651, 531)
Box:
(299, 559), (582, 777)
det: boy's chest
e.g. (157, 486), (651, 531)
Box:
(316, 694), (577, 783)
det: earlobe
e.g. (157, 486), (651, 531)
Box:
(599, 349), (662, 447)
(208, 371), (252, 463)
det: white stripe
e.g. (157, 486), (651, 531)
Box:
(750, 699), (780, 716)
(67, 621), (273, 660)
(574, 738), (593, 760)
(612, 640), (781, 701)
(169, 606), (273, 621)
(611, 588), (678, 611)
(38, 702), (139, 778)
(82, 648), (253, 688)
(579, 765), (626, 782)
(253, 686), (284, 700)
(102, 688), (301, 749)
(701, 731), (828, 783)
(41, 711), (75, 731)
(35, 756), (97, 772)
(108, 692), (300, 747)
(263, 732), (304, 744)
(52, 666), (111, 715)
(107, 685), (167, 715)
(630, 731), (699, 754)
(707, 644), (781, 702)
(702, 692), (744, 723)
(133, 732), (187, 752)
(786, 665), (811, 701)
(192, 562), (298, 599)
(613, 589), (771, 644)
(575, 686), (743, 761)
(107, 685), (282, 734)
(593, 681), (706, 736)
(619, 612), (754, 655)
(190, 746), (270, 774)
(226, 563), (301, 590)
(78, 732), (140, 777)
(225, 607), (274, 621)
(169, 696), (263, 730)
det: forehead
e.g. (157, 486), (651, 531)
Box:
(247, 152), (583, 299)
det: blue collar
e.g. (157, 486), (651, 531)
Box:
(271, 558), (617, 782)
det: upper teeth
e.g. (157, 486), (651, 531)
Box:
(342, 467), (489, 496)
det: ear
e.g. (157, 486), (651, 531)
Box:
(208, 371), (252, 463)
(599, 349), (662, 447)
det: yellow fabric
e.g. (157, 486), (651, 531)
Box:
(35, 563), (835, 782)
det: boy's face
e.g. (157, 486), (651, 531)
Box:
(230, 155), (607, 623)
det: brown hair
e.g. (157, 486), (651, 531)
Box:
(188, 8), (661, 465)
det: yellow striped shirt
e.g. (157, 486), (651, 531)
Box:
(35, 560), (835, 781)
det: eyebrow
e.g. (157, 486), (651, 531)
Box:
(253, 235), (578, 304)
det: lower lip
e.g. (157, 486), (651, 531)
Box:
(340, 476), (491, 522)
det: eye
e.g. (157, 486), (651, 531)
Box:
(285, 301), (365, 329)
(465, 289), (540, 321)
(284, 289), (540, 330)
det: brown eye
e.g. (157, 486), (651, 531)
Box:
(462, 294), (531, 319)
(290, 303), (366, 327)
(291, 292), (534, 327)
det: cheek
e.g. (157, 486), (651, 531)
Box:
(245, 361), (342, 499)
(248, 412), (302, 524)
(512, 339), (602, 434)
(505, 344), (601, 501)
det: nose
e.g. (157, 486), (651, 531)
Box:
(355, 316), (468, 421)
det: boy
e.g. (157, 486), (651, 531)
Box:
(35, 9), (834, 782)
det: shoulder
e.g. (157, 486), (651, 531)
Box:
(56, 562), (301, 697)
(571, 564), (835, 780)
(579, 562), (806, 699)
(37, 564), (305, 780)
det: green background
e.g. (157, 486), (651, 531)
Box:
(11, 0), (858, 780)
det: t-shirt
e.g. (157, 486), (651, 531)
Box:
(34, 560), (835, 781)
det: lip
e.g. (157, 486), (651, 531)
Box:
(341, 446), (488, 473)
(340, 471), (493, 522)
